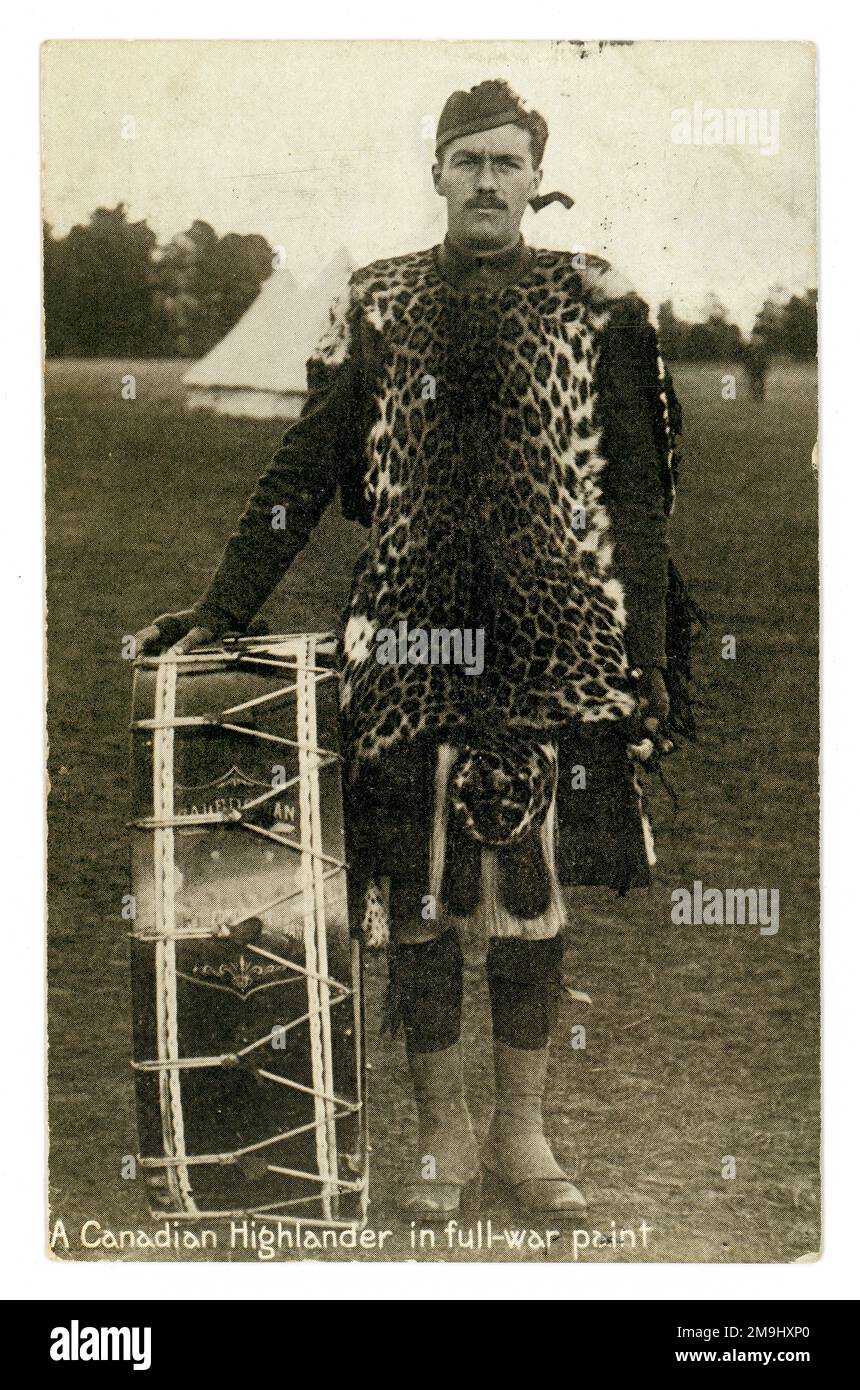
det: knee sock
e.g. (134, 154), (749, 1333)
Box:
(390, 929), (464, 1053)
(486, 935), (564, 1050)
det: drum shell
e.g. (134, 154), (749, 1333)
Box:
(129, 638), (366, 1223)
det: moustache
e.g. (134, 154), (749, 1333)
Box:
(466, 199), (507, 211)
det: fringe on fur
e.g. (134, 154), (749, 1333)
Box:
(472, 796), (567, 939)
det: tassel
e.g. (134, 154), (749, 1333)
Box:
(472, 794), (567, 940)
(529, 190), (575, 213)
(498, 827), (551, 918)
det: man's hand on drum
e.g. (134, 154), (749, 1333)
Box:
(132, 609), (216, 657)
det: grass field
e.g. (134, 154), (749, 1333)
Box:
(45, 355), (820, 1263)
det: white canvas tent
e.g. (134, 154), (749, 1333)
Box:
(183, 247), (355, 420)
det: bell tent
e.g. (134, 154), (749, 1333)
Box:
(183, 247), (354, 420)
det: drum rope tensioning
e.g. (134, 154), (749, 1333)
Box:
(128, 633), (368, 1228)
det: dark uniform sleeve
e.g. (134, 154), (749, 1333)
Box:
(193, 282), (365, 634)
(596, 295), (679, 671)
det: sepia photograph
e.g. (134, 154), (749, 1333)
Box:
(42, 37), (819, 1267)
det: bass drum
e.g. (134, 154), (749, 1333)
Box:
(129, 633), (367, 1227)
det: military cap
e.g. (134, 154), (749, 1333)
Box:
(435, 79), (544, 156)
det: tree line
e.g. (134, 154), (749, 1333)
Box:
(658, 291), (817, 362)
(43, 203), (817, 362)
(43, 204), (273, 358)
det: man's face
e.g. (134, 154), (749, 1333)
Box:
(432, 123), (541, 251)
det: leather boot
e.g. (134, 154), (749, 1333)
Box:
(483, 1040), (587, 1215)
(401, 1042), (479, 1219)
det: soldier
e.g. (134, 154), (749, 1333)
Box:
(743, 332), (771, 402)
(136, 79), (686, 1221)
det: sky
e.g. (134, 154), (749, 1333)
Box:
(41, 39), (817, 332)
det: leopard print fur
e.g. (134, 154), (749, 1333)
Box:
(448, 738), (556, 849)
(313, 248), (647, 774)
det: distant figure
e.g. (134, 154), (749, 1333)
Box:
(743, 336), (771, 402)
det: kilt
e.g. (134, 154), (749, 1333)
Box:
(344, 720), (654, 947)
